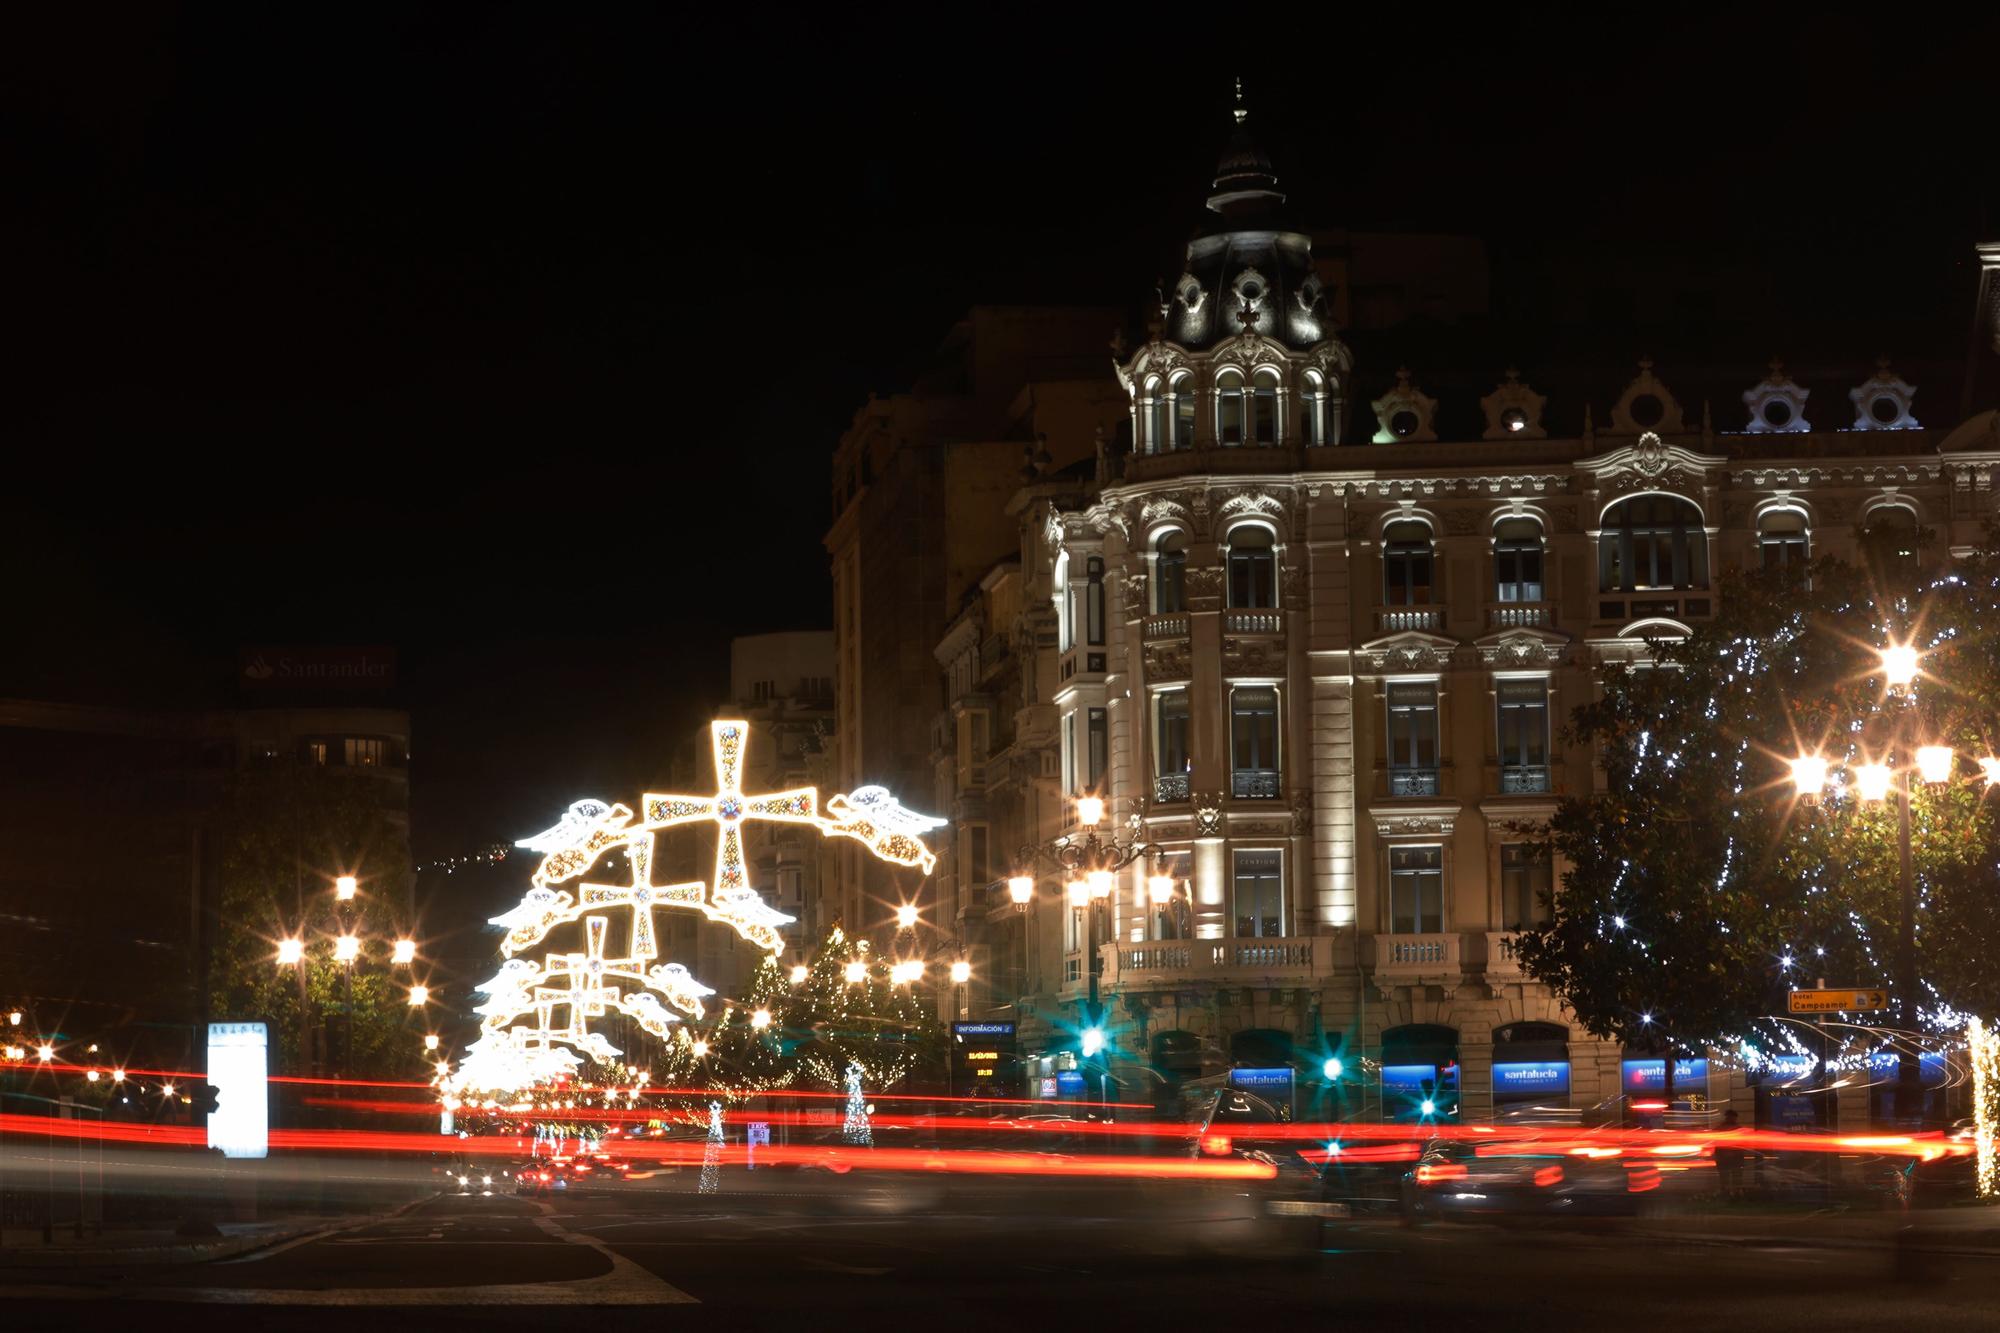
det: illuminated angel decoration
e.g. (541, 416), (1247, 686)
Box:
(446, 718), (942, 1095)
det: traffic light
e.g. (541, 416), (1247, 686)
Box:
(193, 1084), (221, 1116)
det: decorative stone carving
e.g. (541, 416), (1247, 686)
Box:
(1221, 637), (1281, 676)
(1193, 794), (1225, 837)
(1848, 359), (1921, 430)
(1444, 509), (1478, 536)
(1608, 358), (1687, 435)
(1121, 573), (1148, 618)
(1370, 367), (1440, 443)
(1551, 504), (1580, 534)
(1280, 564), (1307, 609)
(1476, 634), (1570, 668)
(1218, 490), (1286, 522)
(1742, 359), (1811, 433)
(1184, 565), (1224, 605)
(1043, 505), (1066, 552)
(1375, 814), (1457, 838)
(1139, 496), (1188, 529)
(1143, 640), (1191, 681)
(1361, 641), (1456, 673)
(1289, 792), (1313, 835)
(1481, 368), (1549, 439)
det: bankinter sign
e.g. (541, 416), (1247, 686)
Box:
(239, 646), (396, 691)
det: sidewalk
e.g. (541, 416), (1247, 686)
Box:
(0, 1213), (372, 1270)
(1630, 1205), (2000, 1254)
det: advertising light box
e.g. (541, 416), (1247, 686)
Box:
(1492, 1061), (1570, 1097)
(206, 1021), (269, 1160)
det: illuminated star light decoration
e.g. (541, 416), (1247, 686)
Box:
(447, 719), (941, 1095)
(1970, 1016), (1998, 1200)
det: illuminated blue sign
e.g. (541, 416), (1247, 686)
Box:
(1229, 1066), (1295, 1091)
(1055, 1071), (1086, 1096)
(1621, 1058), (1709, 1092)
(1866, 1051), (1948, 1087)
(1493, 1061), (1570, 1096)
(953, 1022), (1016, 1037)
(1381, 1063), (1437, 1094)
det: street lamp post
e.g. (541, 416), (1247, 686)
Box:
(1791, 644), (2000, 1128)
(1009, 795), (1181, 1106)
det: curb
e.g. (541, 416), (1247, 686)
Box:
(0, 1195), (437, 1272)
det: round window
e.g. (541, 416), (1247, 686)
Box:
(1240, 282), (1262, 301)
(1629, 394), (1665, 427)
(1390, 410), (1420, 438)
(1870, 395), (1902, 424)
(1762, 400), (1792, 427)
(1501, 408), (1529, 433)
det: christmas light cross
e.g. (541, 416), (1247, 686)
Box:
(641, 720), (820, 953)
(578, 835), (704, 965)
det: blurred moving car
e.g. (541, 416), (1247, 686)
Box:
(1400, 1137), (1640, 1221)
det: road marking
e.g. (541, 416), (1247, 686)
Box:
(801, 1256), (893, 1276)
(148, 1198), (696, 1305)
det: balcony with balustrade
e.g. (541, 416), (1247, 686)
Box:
(1483, 931), (1526, 981)
(1371, 932), (1463, 982)
(1231, 767), (1281, 799)
(1376, 606), (1442, 633)
(1487, 602), (1556, 630)
(1498, 763), (1550, 795)
(1153, 772), (1190, 804)
(1099, 934), (1334, 989)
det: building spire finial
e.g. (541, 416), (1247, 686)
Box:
(1233, 76), (1248, 125)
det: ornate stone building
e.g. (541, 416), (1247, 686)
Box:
(958, 99), (2000, 1122)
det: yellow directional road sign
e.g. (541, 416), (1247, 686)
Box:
(1788, 988), (1889, 1014)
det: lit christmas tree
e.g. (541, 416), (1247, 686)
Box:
(444, 719), (940, 1101)
(842, 1062), (872, 1146)
(699, 1100), (725, 1194)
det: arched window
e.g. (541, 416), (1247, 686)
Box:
(1251, 369), (1280, 445)
(1383, 520), (1434, 606)
(1216, 369), (1245, 446)
(1170, 373), (1195, 450)
(1861, 505), (1919, 582)
(1757, 509), (1809, 577)
(1142, 377), (1165, 454)
(1302, 371), (1329, 446)
(1154, 531), (1187, 613)
(1226, 524), (1277, 608)
(1599, 495), (1708, 592)
(1494, 517), (1544, 603)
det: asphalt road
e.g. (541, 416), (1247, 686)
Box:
(9, 1179), (2000, 1331)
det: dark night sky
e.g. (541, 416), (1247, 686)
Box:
(5, 7), (1997, 863)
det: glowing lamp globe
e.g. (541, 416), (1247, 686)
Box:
(334, 935), (361, 963)
(276, 938), (305, 965)
(7, 1011), (20, 1026)
(1066, 879), (1090, 905)
(789, 964), (809, 985)
(1881, 645), (1919, 690)
(844, 961), (867, 984)
(112, 1068), (125, 1082)
(1075, 796), (1105, 827)
(750, 1008), (772, 1030)
(895, 904), (918, 930)
(334, 874), (358, 901)
(1916, 746), (1954, 784)
(1420, 1099), (1437, 1116)
(1323, 1056), (1343, 1080)
(949, 960), (971, 984)
(1081, 1027), (1105, 1058)
(1147, 874), (1176, 904)
(1788, 756), (1828, 799)
(424, 1034), (440, 1051)
(36, 1044), (53, 1061)
(408, 985), (430, 1006)
(86, 1069), (100, 1082)
(1982, 757), (2000, 787)
(1007, 875), (1035, 906)
(1086, 870), (1114, 900)
(691, 1039), (709, 1058)
(1856, 763), (1894, 803)
(392, 938), (417, 964)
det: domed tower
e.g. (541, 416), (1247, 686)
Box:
(1119, 82), (1352, 454)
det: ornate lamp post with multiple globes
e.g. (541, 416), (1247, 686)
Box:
(1787, 643), (2000, 1126)
(1007, 796), (1182, 1102)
